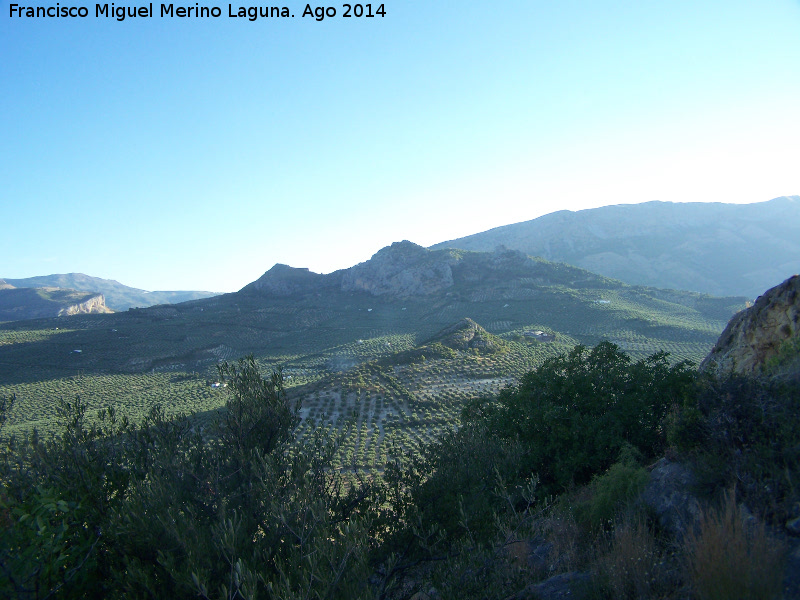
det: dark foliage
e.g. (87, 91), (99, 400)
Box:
(0, 356), (378, 599)
(385, 342), (697, 550)
(669, 374), (800, 523)
(2, 342), (795, 600)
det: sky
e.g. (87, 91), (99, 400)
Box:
(2, 0), (799, 293)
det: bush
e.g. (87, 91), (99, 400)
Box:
(670, 374), (800, 523)
(483, 342), (696, 497)
(0, 356), (378, 599)
(387, 343), (696, 550)
(580, 446), (649, 531)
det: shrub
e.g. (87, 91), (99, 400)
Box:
(483, 342), (696, 497)
(388, 344), (696, 551)
(581, 446), (649, 530)
(0, 356), (378, 599)
(671, 375), (800, 523)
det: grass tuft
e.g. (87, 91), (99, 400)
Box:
(687, 490), (786, 600)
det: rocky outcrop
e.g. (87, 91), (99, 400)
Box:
(340, 241), (456, 297)
(57, 293), (111, 316)
(700, 275), (800, 377)
(642, 458), (702, 541)
(423, 318), (506, 353)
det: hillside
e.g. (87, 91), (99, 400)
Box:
(0, 242), (745, 444)
(5, 273), (219, 311)
(0, 284), (111, 322)
(432, 196), (800, 299)
(2, 274), (796, 600)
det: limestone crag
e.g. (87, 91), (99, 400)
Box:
(246, 240), (617, 301)
(700, 275), (800, 377)
(642, 458), (702, 541)
(57, 293), (111, 316)
(340, 241), (456, 297)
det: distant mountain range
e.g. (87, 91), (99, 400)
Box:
(0, 279), (112, 321)
(431, 196), (800, 299)
(3, 273), (220, 312)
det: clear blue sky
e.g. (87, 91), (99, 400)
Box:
(2, 0), (799, 292)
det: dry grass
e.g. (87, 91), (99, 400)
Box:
(595, 516), (667, 600)
(687, 490), (786, 600)
(541, 508), (587, 573)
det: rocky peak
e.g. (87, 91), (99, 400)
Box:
(246, 264), (325, 296)
(340, 241), (456, 297)
(700, 275), (800, 378)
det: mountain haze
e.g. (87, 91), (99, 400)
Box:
(431, 196), (800, 299)
(5, 273), (220, 311)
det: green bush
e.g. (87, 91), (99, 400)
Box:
(387, 343), (696, 549)
(0, 357), (379, 599)
(484, 342), (695, 497)
(580, 446), (649, 530)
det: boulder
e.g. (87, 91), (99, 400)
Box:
(641, 458), (702, 541)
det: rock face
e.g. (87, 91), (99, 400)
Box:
(57, 293), (110, 316)
(340, 241), (455, 297)
(245, 241), (617, 301)
(700, 275), (800, 378)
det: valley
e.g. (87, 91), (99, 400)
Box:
(0, 243), (745, 473)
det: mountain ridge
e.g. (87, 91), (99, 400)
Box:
(431, 196), (800, 299)
(0, 286), (112, 321)
(243, 241), (618, 300)
(5, 273), (220, 312)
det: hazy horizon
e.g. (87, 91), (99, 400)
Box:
(4, 195), (798, 294)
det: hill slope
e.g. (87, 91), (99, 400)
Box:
(5, 273), (219, 311)
(0, 285), (111, 321)
(431, 196), (800, 299)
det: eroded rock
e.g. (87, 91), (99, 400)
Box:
(642, 458), (702, 541)
(700, 274), (800, 378)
